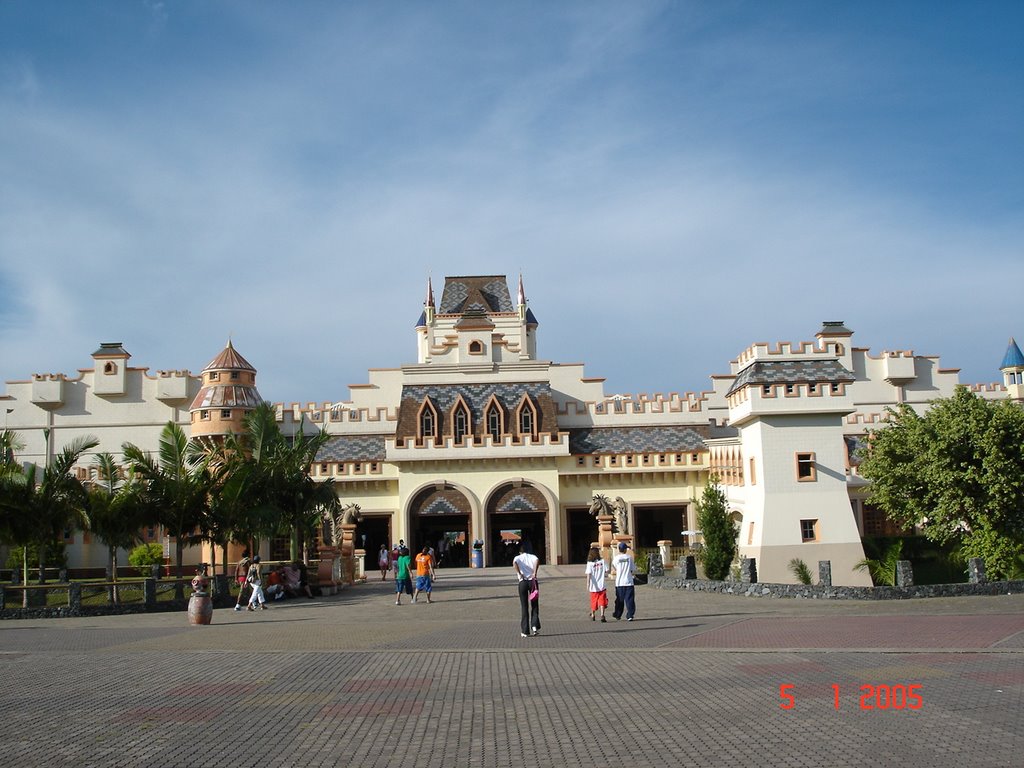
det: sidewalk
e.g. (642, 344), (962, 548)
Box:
(0, 567), (1021, 767)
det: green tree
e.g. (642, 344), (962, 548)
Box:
(0, 434), (98, 586)
(87, 453), (151, 603)
(123, 422), (211, 599)
(695, 478), (738, 581)
(859, 387), (1024, 579)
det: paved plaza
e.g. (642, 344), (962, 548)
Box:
(0, 566), (1021, 767)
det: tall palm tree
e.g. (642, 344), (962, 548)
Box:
(0, 434), (98, 588)
(87, 453), (150, 603)
(123, 422), (211, 600)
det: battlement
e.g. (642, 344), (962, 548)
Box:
(386, 431), (570, 461)
(555, 391), (712, 418)
(279, 401), (398, 424)
(732, 339), (844, 373)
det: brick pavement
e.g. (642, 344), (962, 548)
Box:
(0, 566), (1021, 767)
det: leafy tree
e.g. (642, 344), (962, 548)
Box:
(87, 453), (151, 603)
(0, 434), (98, 586)
(859, 387), (1024, 579)
(123, 422), (211, 599)
(695, 478), (738, 580)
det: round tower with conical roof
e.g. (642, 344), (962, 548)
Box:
(189, 340), (264, 440)
(1000, 337), (1024, 402)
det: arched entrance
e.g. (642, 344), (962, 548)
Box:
(408, 484), (473, 568)
(486, 482), (549, 566)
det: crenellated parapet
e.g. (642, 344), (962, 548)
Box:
(732, 338), (846, 374)
(386, 430), (570, 461)
(282, 401), (399, 425)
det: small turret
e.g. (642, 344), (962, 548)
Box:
(188, 340), (263, 440)
(1001, 337), (1024, 401)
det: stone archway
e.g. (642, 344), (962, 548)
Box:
(485, 481), (551, 566)
(408, 483), (475, 568)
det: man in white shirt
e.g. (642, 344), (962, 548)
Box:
(512, 544), (541, 638)
(610, 541), (637, 621)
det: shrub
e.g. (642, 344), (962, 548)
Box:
(128, 543), (165, 575)
(695, 479), (738, 580)
(788, 558), (813, 585)
(634, 550), (649, 574)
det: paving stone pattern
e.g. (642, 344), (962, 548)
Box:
(0, 567), (1021, 767)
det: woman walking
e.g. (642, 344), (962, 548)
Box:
(378, 544), (391, 581)
(246, 555), (268, 611)
(512, 544), (540, 638)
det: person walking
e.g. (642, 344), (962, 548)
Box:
(377, 544), (391, 581)
(585, 547), (608, 622)
(512, 544), (540, 637)
(412, 545), (436, 603)
(394, 547), (413, 605)
(233, 550), (251, 612)
(610, 542), (636, 621)
(246, 555), (268, 611)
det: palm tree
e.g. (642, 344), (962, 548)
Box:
(86, 453), (150, 604)
(123, 422), (211, 600)
(0, 434), (98, 591)
(854, 539), (905, 586)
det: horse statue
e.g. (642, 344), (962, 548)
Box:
(589, 494), (613, 518)
(611, 496), (629, 535)
(323, 503), (362, 547)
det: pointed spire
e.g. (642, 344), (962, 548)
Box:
(425, 276), (435, 309)
(1000, 337), (1024, 370)
(517, 273), (526, 307)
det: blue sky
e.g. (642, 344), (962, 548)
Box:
(1, 1), (1021, 405)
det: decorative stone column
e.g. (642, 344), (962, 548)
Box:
(896, 560), (914, 587)
(678, 556), (697, 580)
(340, 523), (358, 586)
(597, 515), (615, 561)
(968, 558), (986, 584)
(647, 551), (664, 577)
(317, 545), (340, 595)
(818, 560), (832, 587)
(740, 557), (757, 584)
(354, 548), (367, 582)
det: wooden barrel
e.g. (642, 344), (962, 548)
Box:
(188, 592), (213, 625)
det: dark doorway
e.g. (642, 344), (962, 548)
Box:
(567, 507), (598, 563)
(359, 515), (391, 573)
(634, 505), (688, 548)
(413, 515), (470, 568)
(489, 511), (546, 566)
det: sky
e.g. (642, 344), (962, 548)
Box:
(1, 1), (1022, 405)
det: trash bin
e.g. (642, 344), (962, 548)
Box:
(471, 548), (483, 568)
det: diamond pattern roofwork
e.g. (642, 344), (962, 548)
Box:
(202, 340), (255, 373)
(727, 359), (855, 396)
(1001, 337), (1024, 369)
(316, 435), (387, 462)
(569, 425), (731, 455)
(401, 382), (550, 422)
(438, 276), (514, 314)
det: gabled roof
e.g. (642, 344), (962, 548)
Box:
(1000, 337), (1024, 370)
(438, 276), (514, 314)
(727, 359), (856, 396)
(202, 340), (255, 373)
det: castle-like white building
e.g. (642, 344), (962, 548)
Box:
(3, 274), (1020, 585)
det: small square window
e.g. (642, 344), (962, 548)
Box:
(230, 371), (240, 380)
(201, 410), (210, 420)
(796, 452), (816, 482)
(762, 384), (772, 396)
(221, 409), (231, 419)
(800, 519), (819, 542)
(209, 372), (220, 381)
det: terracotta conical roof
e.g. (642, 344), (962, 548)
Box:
(202, 340), (255, 373)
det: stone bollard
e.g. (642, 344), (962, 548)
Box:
(144, 578), (157, 609)
(678, 556), (697, 580)
(896, 560), (914, 587)
(740, 558), (757, 584)
(818, 561), (832, 587)
(648, 552), (664, 577)
(68, 582), (82, 611)
(968, 558), (986, 584)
